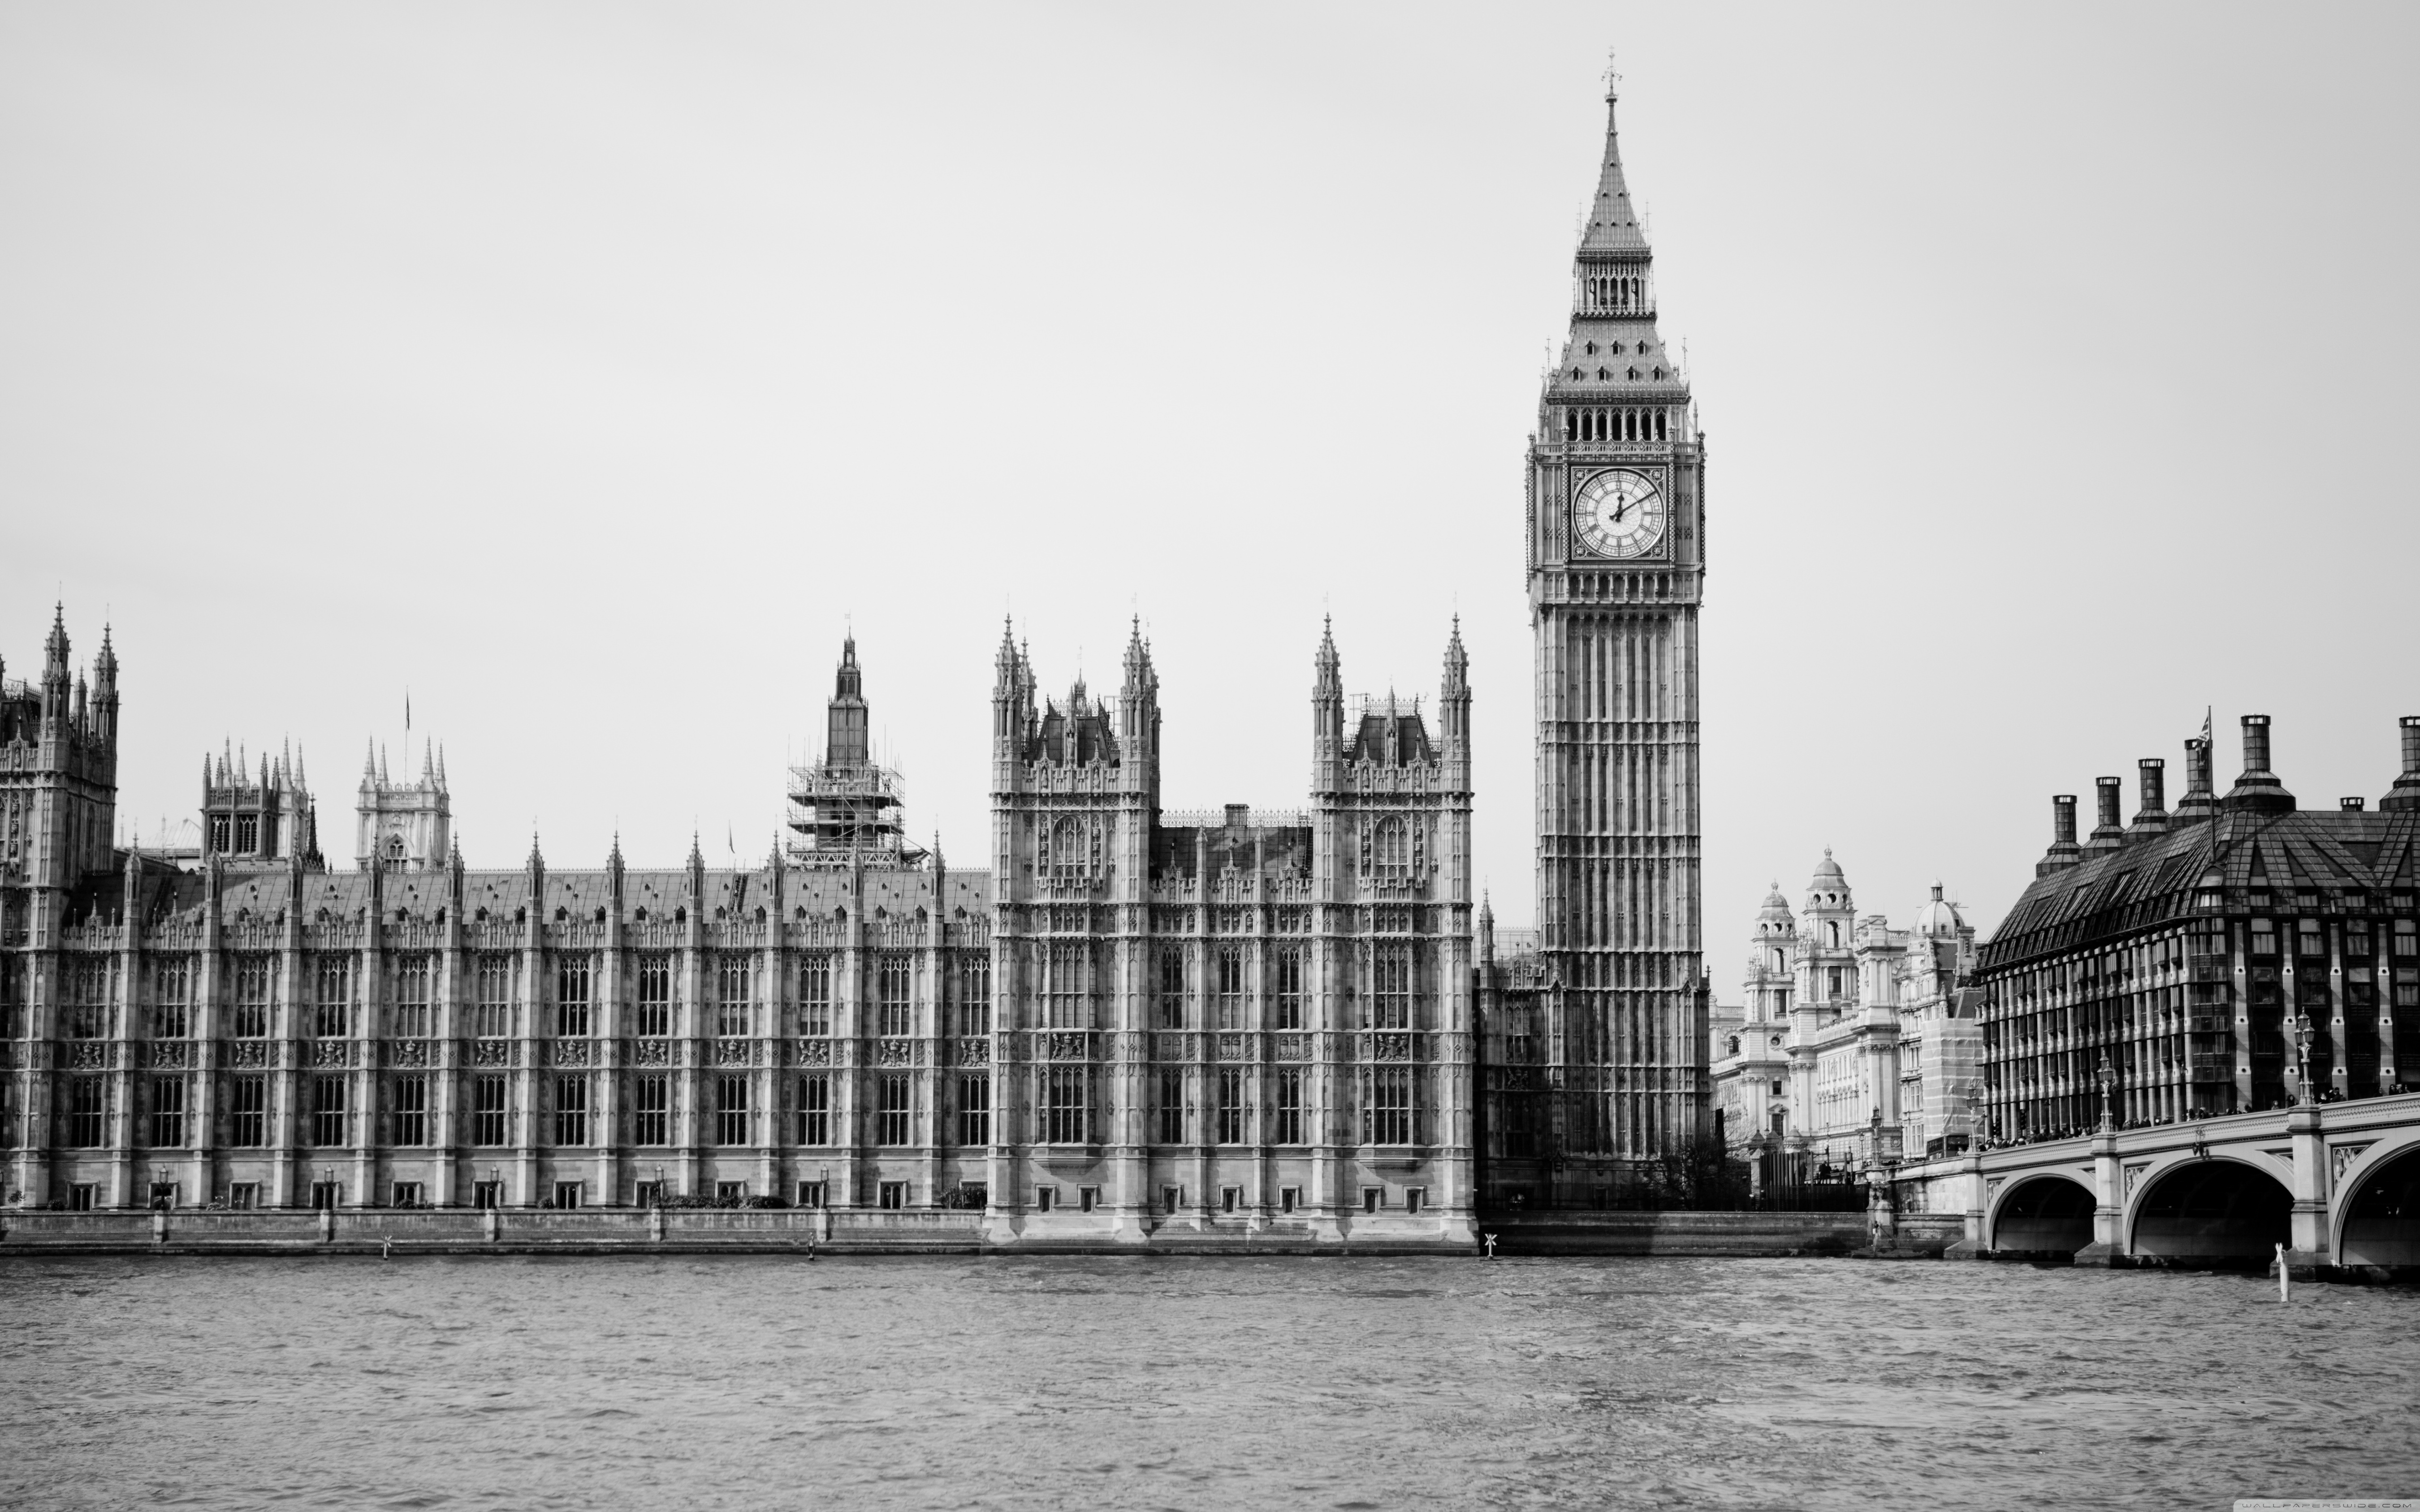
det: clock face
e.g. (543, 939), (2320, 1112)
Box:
(1572, 469), (1666, 559)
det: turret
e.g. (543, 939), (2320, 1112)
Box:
(1118, 617), (1158, 768)
(1312, 616), (1343, 766)
(992, 618), (1028, 752)
(41, 603), (69, 734)
(827, 636), (870, 769)
(1440, 617), (1470, 755)
(93, 624), (119, 747)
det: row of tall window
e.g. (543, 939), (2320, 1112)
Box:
(204, 812), (273, 855)
(42, 1062), (1427, 1150)
(2245, 918), (2417, 960)
(1563, 407), (1668, 444)
(1581, 273), (1647, 314)
(92, 949), (992, 1040)
(1155, 944), (1415, 1030)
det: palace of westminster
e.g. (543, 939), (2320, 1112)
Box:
(7, 79), (2418, 1246)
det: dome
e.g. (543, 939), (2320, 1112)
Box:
(1914, 880), (1963, 938)
(1804, 848), (1852, 911)
(1753, 882), (1795, 937)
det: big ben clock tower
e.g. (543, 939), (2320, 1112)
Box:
(1525, 73), (1707, 1184)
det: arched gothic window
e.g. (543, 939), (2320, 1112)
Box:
(1043, 816), (1101, 881)
(1368, 818), (1410, 881)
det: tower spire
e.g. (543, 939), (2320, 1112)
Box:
(1580, 73), (1648, 256)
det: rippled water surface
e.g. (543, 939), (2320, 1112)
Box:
(2, 1254), (2416, 1510)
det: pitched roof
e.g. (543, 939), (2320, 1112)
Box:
(1979, 809), (2420, 971)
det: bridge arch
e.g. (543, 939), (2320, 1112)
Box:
(2127, 1156), (2291, 1266)
(2334, 1133), (2420, 1269)
(1987, 1172), (2097, 1257)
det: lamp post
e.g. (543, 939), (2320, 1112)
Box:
(2291, 1014), (2315, 1106)
(2096, 1055), (2117, 1133)
(1963, 1081), (1982, 1152)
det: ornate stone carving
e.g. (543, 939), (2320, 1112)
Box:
(2124, 1162), (2148, 1196)
(228, 1040), (268, 1068)
(146, 1041), (190, 1070)
(795, 1040), (831, 1066)
(311, 1040), (349, 1068)
(553, 1039), (592, 1068)
(1046, 1031), (1089, 1062)
(66, 1041), (108, 1069)
(954, 1037), (990, 1066)
(714, 1039), (754, 1067)
(1217, 1033), (1249, 1063)
(633, 1039), (673, 1067)
(1373, 1033), (1413, 1063)
(1156, 1032), (1190, 1062)
(1275, 1033), (1309, 1063)
(390, 1039), (429, 1068)
(876, 1039), (916, 1067)
(2330, 1141), (2375, 1191)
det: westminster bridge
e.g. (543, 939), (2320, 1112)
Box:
(1890, 1090), (2420, 1275)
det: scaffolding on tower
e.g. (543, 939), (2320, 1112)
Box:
(785, 636), (927, 868)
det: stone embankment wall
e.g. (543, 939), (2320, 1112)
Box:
(1476, 1211), (1893, 1257)
(0, 1209), (974, 1256)
(0, 1209), (1935, 1258)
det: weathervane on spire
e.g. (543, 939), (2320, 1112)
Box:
(1602, 47), (1621, 99)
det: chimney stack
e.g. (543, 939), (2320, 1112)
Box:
(2221, 714), (2295, 814)
(2172, 736), (2217, 823)
(2128, 758), (2169, 837)
(2086, 777), (2126, 853)
(2382, 716), (2420, 814)
(2341, 797), (2367, 812)
(2039, 794), (2083, 876)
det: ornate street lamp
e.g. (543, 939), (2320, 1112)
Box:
(2291, 1014), (2315, 1106)
(2096, 1055), (2117, 1132)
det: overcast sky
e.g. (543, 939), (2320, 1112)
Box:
(5, 4), (2416, 978)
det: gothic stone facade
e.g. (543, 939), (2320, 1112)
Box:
(2, 612), (1475, 1248)
(1487, 75), (1711, 1205)
(986, 620), (1475, 1244)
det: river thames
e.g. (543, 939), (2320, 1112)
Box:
(0, 1254), (2413, 1510)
